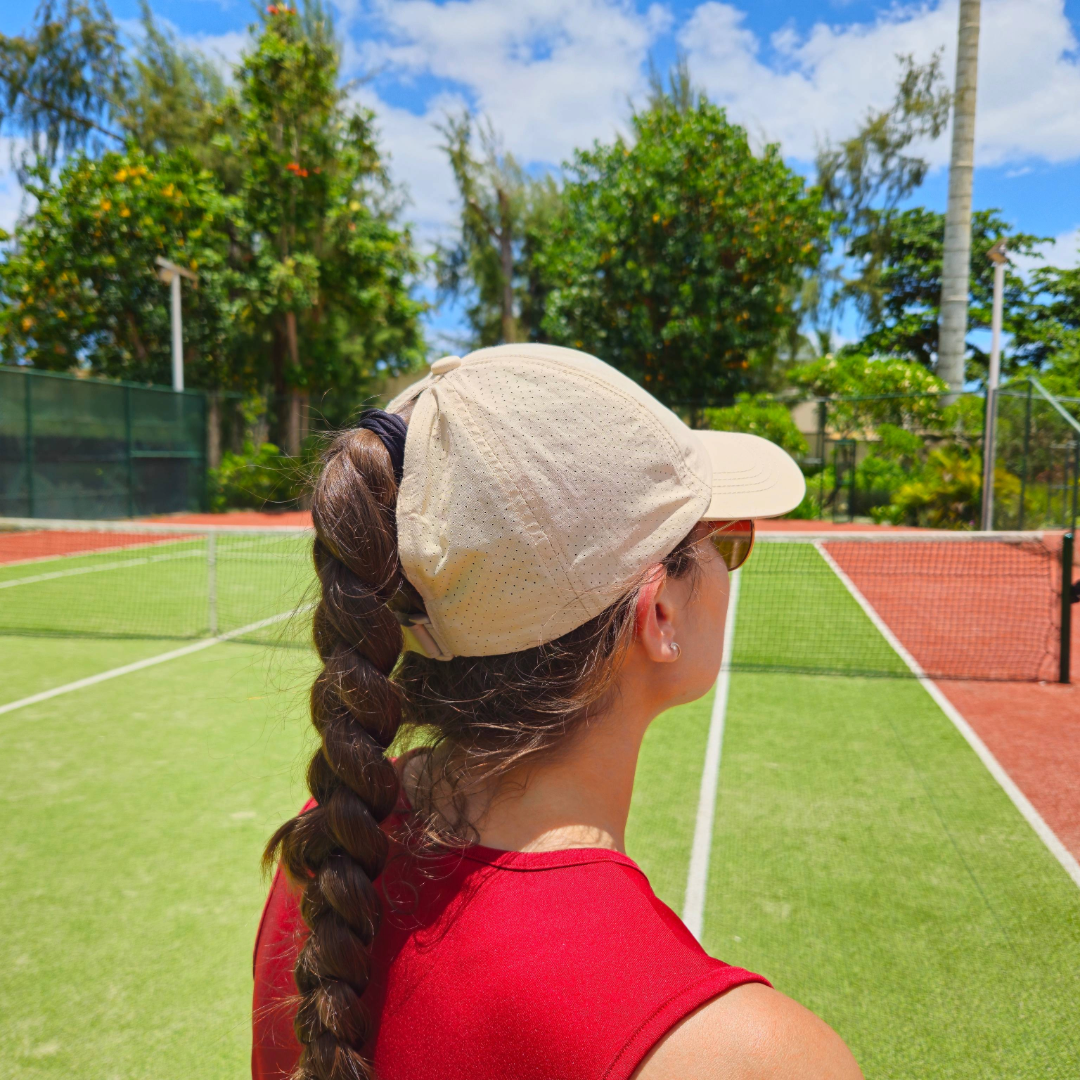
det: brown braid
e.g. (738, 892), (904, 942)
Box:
(265, 428), (404, 1080)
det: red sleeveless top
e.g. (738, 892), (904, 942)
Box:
(252, 799), (767, 1080)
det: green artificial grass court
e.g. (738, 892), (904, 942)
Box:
(0, 533), (312, 642)
(0, 639), (314, 1080)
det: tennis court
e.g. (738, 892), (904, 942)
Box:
(2, 519), (1079, 1078)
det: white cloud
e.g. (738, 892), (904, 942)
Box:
(352, 87), (465, 242)
(1014, 225), (1080, 274)
(353, 0), (669, 167)
(680, 0), (1080, 167)
(0, 139), (32, 234)
(183, 29), (250, 74)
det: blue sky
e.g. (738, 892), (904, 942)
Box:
(3, 0), (1080, 347)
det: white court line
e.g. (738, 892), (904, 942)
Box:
(0, 610), (297, 717)
(0, 548), (202, 588)
(815, 540), (1080, 892)
(682, 568), (741, 941)
(1, 536), (306, 589)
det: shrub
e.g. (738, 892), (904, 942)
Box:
(209, 441), (306, 511)
(702, 394), (809, 458)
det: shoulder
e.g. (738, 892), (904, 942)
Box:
(633, 982), (864, 1080)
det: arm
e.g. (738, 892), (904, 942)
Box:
(633, 983), (864, 1080)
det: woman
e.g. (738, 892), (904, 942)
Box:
(253, 344), (863, 1080)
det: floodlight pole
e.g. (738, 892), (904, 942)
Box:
(155, 257), (199, 392)
(980, 241), (1007, 531)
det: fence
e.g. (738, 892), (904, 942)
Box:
(0, 366), (207, 520)
(780, 381), (1080, 530)
(991, 379), (1080, 531)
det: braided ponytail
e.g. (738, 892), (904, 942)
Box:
(266, 428), (404, 1080)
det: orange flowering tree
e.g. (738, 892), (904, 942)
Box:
(0, 146), (239, 386)
(537, 91), (829, 408)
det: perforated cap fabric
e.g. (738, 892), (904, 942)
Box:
(388, 345), (804, 658)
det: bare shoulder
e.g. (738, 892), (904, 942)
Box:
(632, 983), (864, 1080)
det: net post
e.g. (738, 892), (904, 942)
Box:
(207, 531), (218, 637)
(1061, 531), (1074, 685)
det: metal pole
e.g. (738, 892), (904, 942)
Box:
(24, 372), (35, 517)
(207, 531), (218, 637)
(938, 0), (981, 394)
(980, 245), (1006, 530)
(1018, 381), (1032, 530)
(1060, 531), (1073, 685)
(1067, 440), (1075, 533)
(818, 400), (827, 520)
(171, 272), (184, 392)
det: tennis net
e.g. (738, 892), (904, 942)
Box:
(0, 520), (1072, 681)
(0, 518), (314, 646)
(739, 531), (1071, 682)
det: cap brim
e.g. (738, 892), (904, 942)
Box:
(692, 430), (806, 519)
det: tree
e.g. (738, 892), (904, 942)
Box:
(848, 207), (1043, 378)
(211, 3), (425, 450)
(537, 79), (828, 407)
(1010, 258), (1080, 396)
(436, 111), (559, 348)
(119, 3), (228, 167)
(0, 0), (126, 177)
(814, 52), (951, 337)
(0, 147), (239, 387)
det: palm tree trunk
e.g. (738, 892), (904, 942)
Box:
(938, 0), (981, 393)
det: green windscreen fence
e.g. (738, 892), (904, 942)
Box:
(0, 366), (207, 519)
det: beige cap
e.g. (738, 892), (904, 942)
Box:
(388, 344), (804, 659)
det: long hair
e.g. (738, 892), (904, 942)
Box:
(265, 426), (701, 1080)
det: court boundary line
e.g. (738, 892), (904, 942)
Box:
(0, 611), (297, 717)
(682, 568), (741, 940)
(815, 540), (1080, 891)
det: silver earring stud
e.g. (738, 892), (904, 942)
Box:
(670, 642), (681, 660)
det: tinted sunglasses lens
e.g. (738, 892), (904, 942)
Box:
(710, 521), (754, 571)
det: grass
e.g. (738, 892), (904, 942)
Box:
(0, 640), (313, 1080)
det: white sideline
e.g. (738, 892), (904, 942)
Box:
(814, 541), (1080, 892)
(682, 569), (741, 941)
(0, 611), (296, 717)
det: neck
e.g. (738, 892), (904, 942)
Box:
(468, 689), (657, 855)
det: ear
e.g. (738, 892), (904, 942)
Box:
(635, 565), (681, 664)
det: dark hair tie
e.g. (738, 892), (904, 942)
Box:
(356, 408), (408, 485)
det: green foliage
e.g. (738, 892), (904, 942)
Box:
(218, 4), (425, 409)
(703, 394), (808, 458)
(0, 2), (426, 437)
(208, 440), (303, 511)
(119, 3), (228, 166)
(848, 207), (1044, 375)
(0, 147), (239, 385)
(435, 111), (559, 347)
(812, 53), (950, 334)
(790, 352), (949, 435)
(537, 87), (828, 404)
(1012, 256), (1080, 395)
(883, 447), (987, 528)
